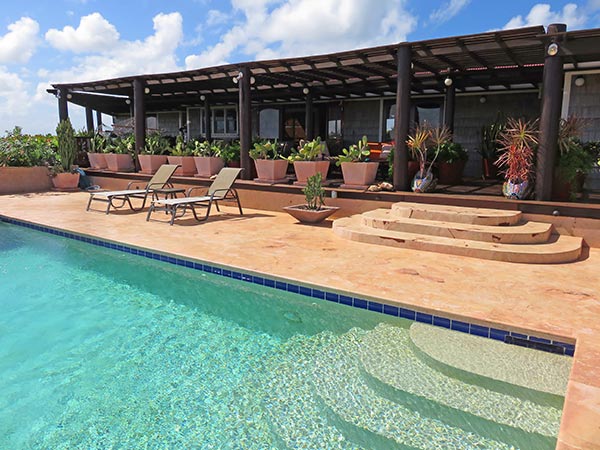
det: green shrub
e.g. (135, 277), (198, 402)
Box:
(0, 126), (57, 167)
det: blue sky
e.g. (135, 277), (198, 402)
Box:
(1, 0), (599, 134)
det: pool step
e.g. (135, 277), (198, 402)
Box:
(391, 202), (523, 226)
(358, 323), (562, 442)
(333, 215), (583, 263)
(362, 209), (553, 244)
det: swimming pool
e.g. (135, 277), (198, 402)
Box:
(0, 222), (569, 449)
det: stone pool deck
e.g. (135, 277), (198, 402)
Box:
(1, 191), (599, 450)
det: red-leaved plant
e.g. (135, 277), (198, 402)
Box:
(495, 118), (539, 183)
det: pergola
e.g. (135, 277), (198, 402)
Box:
(49, 24), (600, 200)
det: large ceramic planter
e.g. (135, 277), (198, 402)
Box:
(438, 161), (466, 185)
(340, 162), (379, 189)
(283, 205), (339, 224)
(502, 180), (531, 199)
(0, 167), (52, 194)
(105, 153), (134, 172)
(194, 156), (225, 178)
(51, 172), (80, 191)
(411, 171), (437, 193)
(139, 155), (168, 174)
(167, 156), (196, 176)
(254, 159), (289, 183)
(87, 152), (107, 170)
(293, 160), (330, 186)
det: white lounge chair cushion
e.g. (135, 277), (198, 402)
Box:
(90, 189), (147, 198)
(153, 195), (227, 207)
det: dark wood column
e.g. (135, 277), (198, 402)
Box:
(133, 78), (146, 172)
(443, 83), (455, 133)
(393, 45), (412, 191)
(85, 107), (94, 133)
(239, 67), (252, 180)
(536, 23), (567, 201)
(58, 87), (69, 122)
(305, 91), (314, 140)
(204, 96), (211, 142)
(96, 110), (103, 132)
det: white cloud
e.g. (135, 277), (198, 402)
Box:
(0, 67), (31, 120)
(185, 0), (416, 69)
(45, 13), (120, 53)
(504, 3), (587, 30)
(429, 0), (471, 24)
(0, 17), (40, 64)
(206, 9), (230, 26)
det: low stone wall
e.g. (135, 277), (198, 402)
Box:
(0, 167), (52, 194)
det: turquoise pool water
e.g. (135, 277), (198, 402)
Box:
(0, 223), (564, 449)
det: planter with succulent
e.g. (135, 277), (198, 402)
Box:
(336, 135), (379, 189)
(51, 119), (80, 190)
(87, 133), (108, 169)
(192, 140), (225, 177)
(139, 132), (170, 174)
(167, 136), (196, 176)
(222, 140), (241, 168)
(283, 172), (339, 223)
(105, 134), (135, 172)
(437, 141), (468, 185)
(250, 139), (288, 183)
(480, 121), (504, 179)
(284, 136), (330, 186)
(407, 125), (451, 192)
(495, 117), (538, 199)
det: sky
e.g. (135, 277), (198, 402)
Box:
(1, 0), (599, 135)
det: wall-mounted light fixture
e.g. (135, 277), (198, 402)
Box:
(66, 93), (73, 100)
(125, 98), (131, 105)
(547, 43), (559, 56)
(574, 76), (585, 87)
(444, 76), (453, 87)
(144, 87), (150, 94)
(232, 71), (243, 84)
(479, 96), (487, 104)
(250, 76), (256, 85)
(200, 94), (206, 101)
(302, 87), (310, 95)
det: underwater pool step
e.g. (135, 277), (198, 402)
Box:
(390, 202), (523, 226)
(333, 216), (583, 263)
(362, 209), (553, 244)
(358, 323), (563, 441)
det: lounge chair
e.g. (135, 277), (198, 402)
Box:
(146, 167), (243, 225)
(86, 164), (180, 214)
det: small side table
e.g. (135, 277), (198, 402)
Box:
(152, 187), (185, 201)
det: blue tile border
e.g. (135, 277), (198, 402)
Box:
(0, 215), (576, 357)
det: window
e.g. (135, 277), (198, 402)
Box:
(211, 106), (238, 137)
(415, 102), (442, 128)
(187, 107), (205, 139)
(259, 109), (279, 139)
(327, 104), (342, 138)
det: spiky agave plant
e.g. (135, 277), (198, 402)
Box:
(495, 118), (539, 183)
(407, 125), (431, 176)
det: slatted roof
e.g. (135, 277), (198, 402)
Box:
(50, 25), (600, 115)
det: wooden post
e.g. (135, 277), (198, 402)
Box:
(239, 67), (252, 180)
(204, 97), (211, 142)
(96, 110), (103, 132)
(58, 87), (69, 122)
(393, 45), (412, 191)
(536, 23), (567, 201)
(85, 107), (94, 134)
(443, 83), (455, 134)
(305, 91), (314, 140)
(133, 78), (146, 172)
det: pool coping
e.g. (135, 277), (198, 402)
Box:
(0, 214), (575, 357)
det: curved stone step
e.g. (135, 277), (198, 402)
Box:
(362, 209), (552, 244)
(312, 327), (524, 450)
(358, 323), (563, 444)
(408, 323), (572, 398)
(333, 216), (582, 264)
(391, 202), (522, 226)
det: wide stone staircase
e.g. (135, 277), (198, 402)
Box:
(333, 202), (583, 263)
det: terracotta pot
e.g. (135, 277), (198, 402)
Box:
(105, 153), (134, 172)
(293, 160), (330, 185)
(87, 152), (107, 169)
(438, 161), (466, 185)
(481, 158), (498, 180)
(167, 156), (196, 176)
(340, 162), (379, 188)
(51, 172), (80, 190)
(139, 155), (168, 174)
(194, 156), (225, 177)
(283, 205), (339, 224)
(254, 159), (288, 183)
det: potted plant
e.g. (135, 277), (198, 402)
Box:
(167, 136), (196, 176)
(495, 117), (538, 199)
(104, 134), (135, 172)
(192, 140), (225, 178)
(283, 173), (339, 223)
(250, 139), (288, 183)
(139, 132), (169, 174)
(407, 124), (450, 192)
(437, 141), (468, 185)
(479, 121), (504, 179)
(222, 140), (241, 168)
(336, 135), (379, 189)
(51, 119), (80, 190)
(284, 136), (330, 186)
(87, 133), (108, 169)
